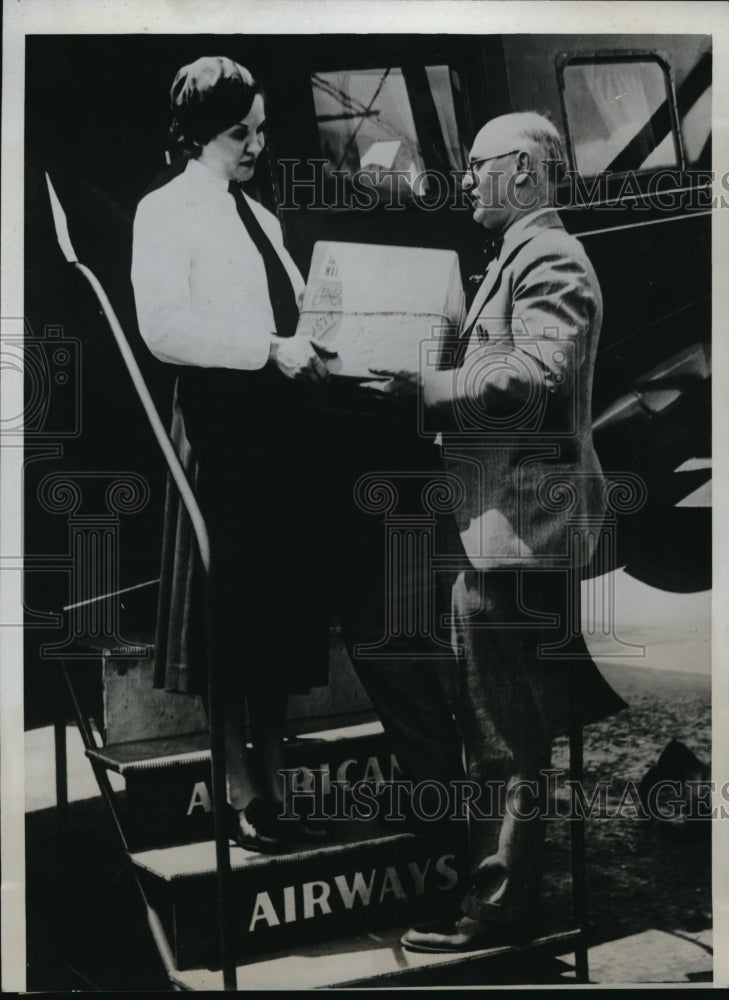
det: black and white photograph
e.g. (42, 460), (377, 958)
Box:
(2, 0), (727, 991)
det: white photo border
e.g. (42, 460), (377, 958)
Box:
(3, 1), (727, 991)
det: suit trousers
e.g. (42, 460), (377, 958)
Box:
(351, 565), (582, 927)
(451, 568), (562, 926)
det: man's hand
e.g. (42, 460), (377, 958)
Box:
(269, 335), (335, 384)
(358, 367), (422, 398)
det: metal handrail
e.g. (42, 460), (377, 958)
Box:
(44, 173), (237, 989)
(61, 661), (179, 980)
(71, 260), (236, 990)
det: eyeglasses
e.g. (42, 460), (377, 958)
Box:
(467, 149), (521, 173)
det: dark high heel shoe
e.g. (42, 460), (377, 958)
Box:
(227, 800), (286, 854)
(277, 815), (330, 844)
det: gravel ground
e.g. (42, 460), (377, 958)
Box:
(546, 662), (711, 947)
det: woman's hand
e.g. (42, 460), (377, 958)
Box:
(269, 335), (334, 384)
(358, 367), (422, 397)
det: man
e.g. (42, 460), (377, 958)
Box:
(363, 111), (626, 950)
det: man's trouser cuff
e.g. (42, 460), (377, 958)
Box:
(460, 890), (527, 927)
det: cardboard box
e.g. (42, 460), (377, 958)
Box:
(296, 241), (465, 379)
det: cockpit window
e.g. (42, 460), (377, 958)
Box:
(560, 56), (682, 175)
(311, 65), (465, 203)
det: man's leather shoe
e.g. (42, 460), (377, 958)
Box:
(401, 913), (533, 953)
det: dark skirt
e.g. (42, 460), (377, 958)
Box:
(153, 365), (330, 696)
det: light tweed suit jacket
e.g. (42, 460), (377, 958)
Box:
(426, 208), (606, 570)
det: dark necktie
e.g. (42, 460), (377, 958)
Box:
(459, 235), (505, 353)
(465, 235), (503, 305)
(484, 233), (504, 265)
(228, 181), (299, 338)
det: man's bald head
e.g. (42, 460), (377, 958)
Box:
(463, 112), (566, 232)
(471, 112), (565, 188)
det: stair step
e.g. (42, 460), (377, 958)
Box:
(102, 633), (375, 744)
(131, 826), (466, 969)
(130, 824), (404, 882)
(86, 720), (385, 774)
(88, 722), (395, 850)
(87, 731), (211, 773)
(169, 919), (582, 990)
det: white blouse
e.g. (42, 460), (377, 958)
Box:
(131, 158), (305, 370)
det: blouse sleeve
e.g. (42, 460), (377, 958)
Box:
(131, 192), (269, 369)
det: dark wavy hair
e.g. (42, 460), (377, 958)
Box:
(169, 56), (259, 154)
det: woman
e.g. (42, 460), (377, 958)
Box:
(131, 56), (330, 851)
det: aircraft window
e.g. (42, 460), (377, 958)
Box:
(561, 58), (680, 175)
(424, 65), (466, 171)
(681, 85), (711, 165)
(311, 66), (464, 202)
